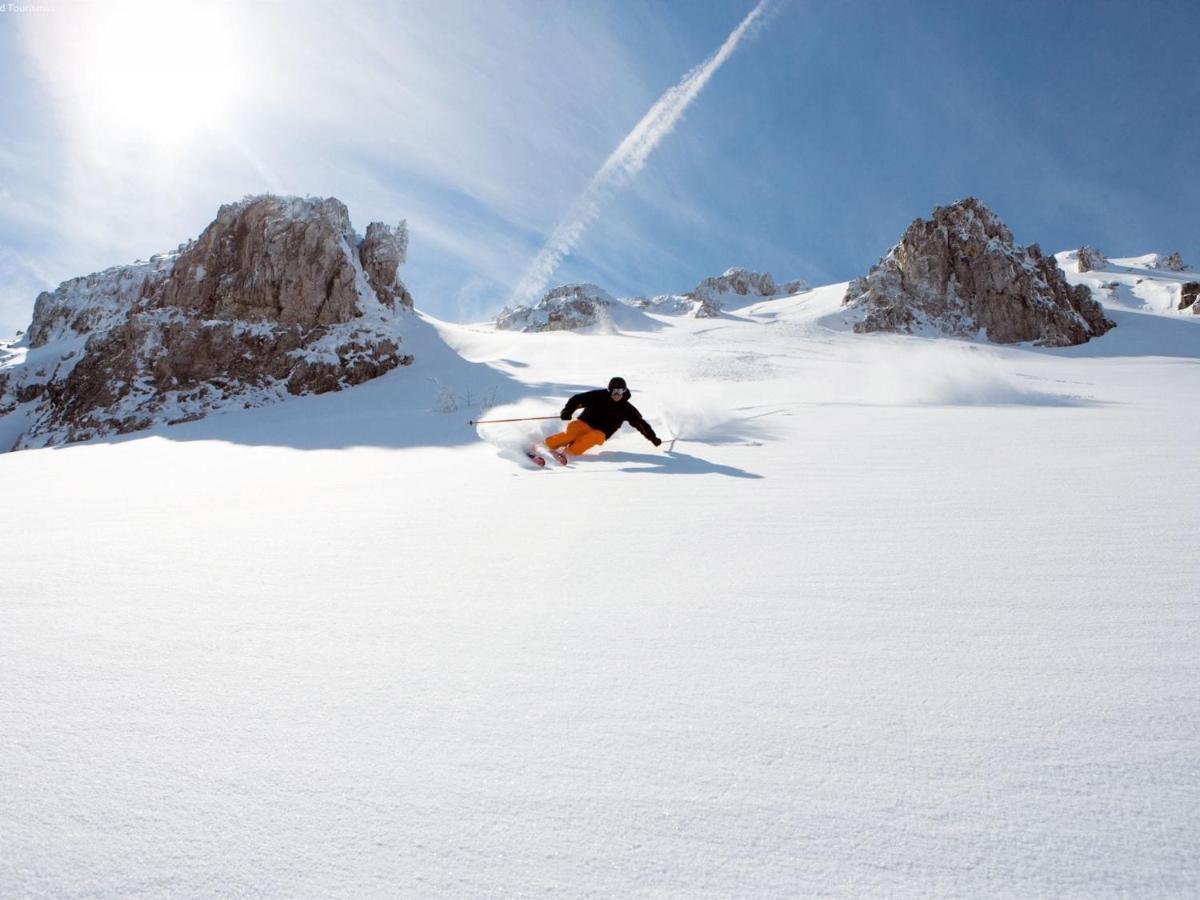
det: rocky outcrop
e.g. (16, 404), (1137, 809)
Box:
(630, 269), (807, 319)
(0, 195), (415, 450)
(157, 196), (366, 326)
(690, 268), (789, 317)
(628, 294), (694, 315)
(1154, 252), (1187, 272)
(1076, 246), (1108, 273)
(496, 283), (617, 332)
(28, 253), (177, 349)
(843, 198), (1114, 346)
(359, 221), (412, 310)
(1180, 282), (1200, 312)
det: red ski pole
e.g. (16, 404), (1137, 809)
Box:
(468, 415), (561, 425)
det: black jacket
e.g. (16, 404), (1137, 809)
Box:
(561, 389), (660, 444)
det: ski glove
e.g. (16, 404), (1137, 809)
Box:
(652, 437), (662, 447)
(560, 410), (572, 420)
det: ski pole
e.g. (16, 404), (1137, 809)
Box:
(468, 415), (561, 425)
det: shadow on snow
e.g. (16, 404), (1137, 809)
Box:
(574, 449), (763, 479)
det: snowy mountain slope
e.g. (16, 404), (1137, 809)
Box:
(2, 265), (1198, 898)
(1059, 248), (1200, 317)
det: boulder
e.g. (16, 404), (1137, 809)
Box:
(843, 198), (1114, 346)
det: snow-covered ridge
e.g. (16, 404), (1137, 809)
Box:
(498, 267), (808, 332)
(632, 267), (808, 319)
(0, 194), (416, 451)
(1058, 248), (1200, 317)
(494, 283), (634, 332)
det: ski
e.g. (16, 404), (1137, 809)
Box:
(525, 447), (547, 467)
(542, 445), (569, 466)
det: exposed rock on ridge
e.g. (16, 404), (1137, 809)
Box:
(0, 195), (414, 450)
(1154, 252), (1187, 272)
(688, 268), (802, 317)
(496, 283), (618, 332)
(359, 220), (412, 310)
(1076, 246), (1108, 273)
(843, 198), (1114, 346)
(498, 267), (809, 332)
(633, 268), (808, 319)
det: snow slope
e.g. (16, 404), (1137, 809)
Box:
(2, 278), (1198, 897)
(1058, 249), (1200, 317)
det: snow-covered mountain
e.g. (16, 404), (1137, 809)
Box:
(0, 195), (415, 450)
(843, 198), (1113, 346)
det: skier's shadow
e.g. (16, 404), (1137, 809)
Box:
(586, 449), (763, 479)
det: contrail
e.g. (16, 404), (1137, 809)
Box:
(509, 0), (775, 306)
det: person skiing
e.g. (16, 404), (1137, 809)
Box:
(545, 377), (662, 456)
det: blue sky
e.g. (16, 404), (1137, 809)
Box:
(1, 0), (1197, 336)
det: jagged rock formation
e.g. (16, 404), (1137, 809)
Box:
(691, 268), (778, 317)
(1180, 282), (1200, 312)
(0, 195), (414, 450)
(631, 269), (808, 318)
(1154, 252), (1187, 272)
(843, 198), (1114, 346)
(495, 283), (618, 332)
(1076, 246), (1108, 273)
(359, 221), (412, 309)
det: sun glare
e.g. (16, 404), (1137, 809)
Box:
(64, 2), (242, 151)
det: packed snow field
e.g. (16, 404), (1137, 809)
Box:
(2, 273), (1198, 897)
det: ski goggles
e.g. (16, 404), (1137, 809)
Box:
(610, 387), (626, 396)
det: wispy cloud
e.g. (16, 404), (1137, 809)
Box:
(509, 0), (776, 305)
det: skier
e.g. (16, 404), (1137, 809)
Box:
(545, 377), (663, 456)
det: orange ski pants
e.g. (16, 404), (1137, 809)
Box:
(545, 419), (606, 456)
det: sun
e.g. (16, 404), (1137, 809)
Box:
(59, 1), (243, 151)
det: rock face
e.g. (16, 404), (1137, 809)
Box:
(0, 195), (414, 450)
(1154, 252), (1187, 272)
(358, 221), (412, 310)
(1180, 282), (1200, 312)
(1076, 245), (1108, 273)
(843, 198), (1114, 346)
(495, 283), (617, 332)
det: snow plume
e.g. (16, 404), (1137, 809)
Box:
(509, 0), (775, 306)
(851, 342), (1093, 407)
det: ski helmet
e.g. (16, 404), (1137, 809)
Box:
(608, 376), (627, 392)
